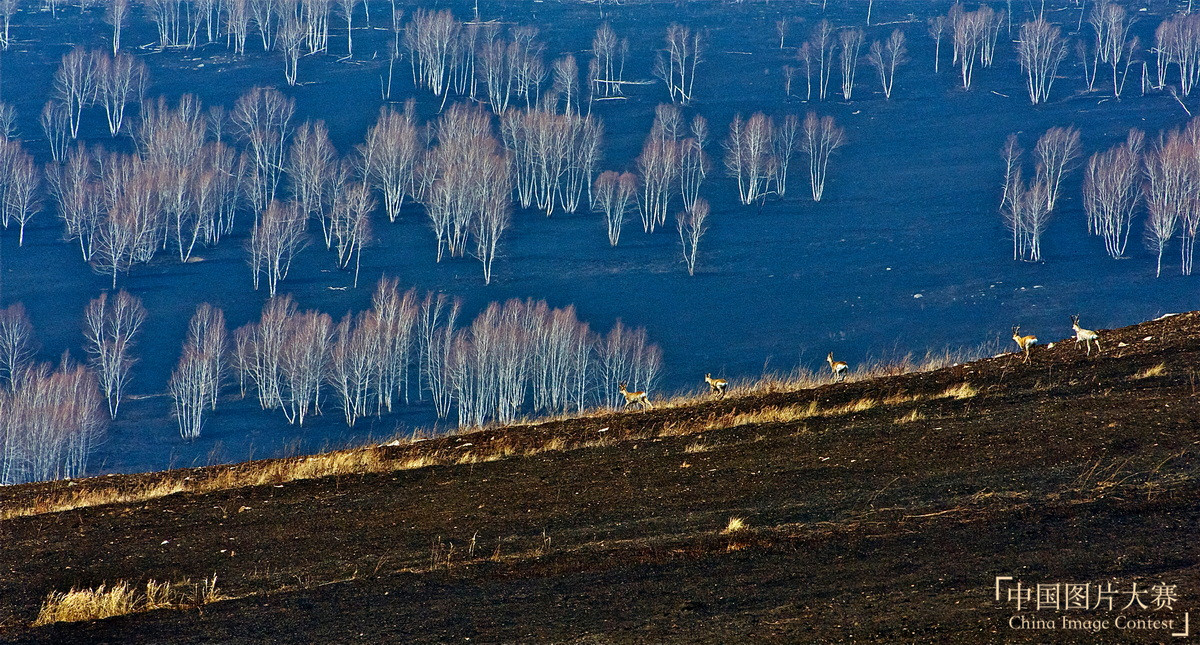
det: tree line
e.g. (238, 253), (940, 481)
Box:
(170, 276), (662, 439)
(997, 115), (1200, 278)
(0, 290), (147, 485)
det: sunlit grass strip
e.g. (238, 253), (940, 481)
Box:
(33, 576), (225, 627)
(2, 353), (993, 521)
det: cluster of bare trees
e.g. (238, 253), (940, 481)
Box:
(47, 97), (240, 285)
(419, 105), (513, 283)
(38, 74), (566, 289)
(998, 117), (1200, 276)
(1154, 12), (1200, 95)
(0, 355), (106, 485)
(1082, 1), (1137, 98)
(82, 290), (146, 418)
(500, 105), (602, 218)
(654, 24), (705, 105)
(1083, 129), (1143, 261)
(48, 48), (148, 142)
(124, 0), (361, 65)
(221, 278), (660, 431)
(787, 22), (906, 102)
(724, 112), (802, 205)
(934, 4), (1004, 90)
(999, 126), (1080, 262)
(476, 25), (548, 111)
(0, 137), (41, 246)
(249, 200), (309, 296)
(450, 300), (660, 427)
(403, 16), (628, 115)
(797, 20), (836, 101)
(169, 304), (226, 439)
(591, 23), (630, 100)
(1143, 120), (1200, 277)
(405, 8), (480, 99)
(1017, 18), (1067, 104)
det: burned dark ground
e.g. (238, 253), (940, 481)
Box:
(2, 312), (1199, 642)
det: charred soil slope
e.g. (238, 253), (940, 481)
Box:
(4, 314), (1200, 643)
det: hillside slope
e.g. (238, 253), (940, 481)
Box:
(3, 313), (1200, 643)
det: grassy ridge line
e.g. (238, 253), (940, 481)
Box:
(0, 348), (984, 522)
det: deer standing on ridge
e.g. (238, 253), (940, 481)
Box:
(1071, 315), (1100, 356)
(705, 373), (728, 397)
(1012, 326), (1038, 363)
(618, 382), (652, 410)
(827, 352), (849, 382)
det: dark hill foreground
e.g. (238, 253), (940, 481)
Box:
(3, 313), (1200, 643)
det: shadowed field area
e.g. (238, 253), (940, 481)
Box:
(2, 312), (1200, 642)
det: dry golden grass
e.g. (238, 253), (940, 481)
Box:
(823, 397), (878, 415)
(884, 392), (922, 405)
(1133, 363), (1166, 380)
(895, 409), (925, 424)
(683, 441), (709, 454)
(33, 583), (139, 626)
(938, 382), (979, 400)
(707, 401), (820, 429)
(33, 576), (225, 626)
(2, 448), (400, 522)
(723, 517), (747, 534)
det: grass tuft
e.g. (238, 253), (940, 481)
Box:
(1133, 363), (1166, 380)
(939, 382), (979, 400)
(33, 576), (225, 627)
(723, 517), (747, 534)
(895, 409), (925, 424)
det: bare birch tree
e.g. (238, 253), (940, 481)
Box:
(231, 86), (294, 212)
(839, 27), (864, 100)
(593, 170), (637, 246)
(249, 200), (308, 296)
(0, 303), (35, 389)
(1035, 125), (1081, 210)
(96, 51), (147, 136)
(676, 198), (709, 276)
(105, 0), (130, 53)
(1017, 18), (1067, 105)
(801, 112), (844, 202)
(928, 16), (946, 73)
(810, 20), (836, 100)
(53, 48), (100, 139)
(725, 112), (775, 205)
(654, 24), (704, 105)
(82, 289), (146, 418)
(867, 29), (907, 99)
(591, 23), (629, 99)
(1083, 129), (1143, 258)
